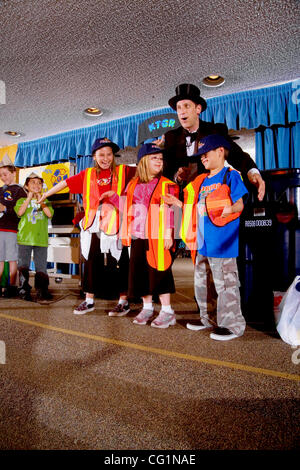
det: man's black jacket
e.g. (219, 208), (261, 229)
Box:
(163, 120), (257, 182)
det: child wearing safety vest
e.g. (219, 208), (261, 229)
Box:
(102, 143), (179, 328)
(39, 137), (135, 315)
(164, 134), (248, 341)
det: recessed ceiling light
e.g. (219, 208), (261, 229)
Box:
(4, 131), (22, 137)
(84, 107), (103, 117)
(202, 75), (225, 87)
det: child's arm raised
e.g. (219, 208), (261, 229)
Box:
(38, 195), (53, 218)
(38, 180), (68, 204)
(17, 192), (33, 216)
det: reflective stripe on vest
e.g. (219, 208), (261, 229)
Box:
(157, 180), (168, 271)
(181, 173), (207, 264)
(101, 165), (126, 235)
(82, 168), (100, 230)
(120, 177), (139, 247)
(122, 177), (178, 271)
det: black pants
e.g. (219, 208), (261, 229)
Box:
(128, 238), (175, 299)
(83, 233), (129, 299)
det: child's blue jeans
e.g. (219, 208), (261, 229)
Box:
(18, 245), (48, 274)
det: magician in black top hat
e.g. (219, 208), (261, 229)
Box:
(163, 83), (264, 201)
(168, 83), (207, 112)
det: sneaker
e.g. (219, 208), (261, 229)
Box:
(73, 301), (95, 315)
(108, 303), (130, 317)
(151, 311), (176, 329)
(133, 309), (155, 325)
(210, 327), (238, 341)
(186, 320), (211, 331)
(18, 287), (32, 302)
(36, 289), (53, 302)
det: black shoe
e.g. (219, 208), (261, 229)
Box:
(3, 286), (18, 298)
(18, 287), (33, 301)
(36, 289), (53, 302)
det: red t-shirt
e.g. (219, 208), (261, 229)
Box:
(66, 169), (112, 197)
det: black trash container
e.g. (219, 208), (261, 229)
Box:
(238, 168), (300, 328)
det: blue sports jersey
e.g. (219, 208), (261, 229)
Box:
(197, 166), (248, 258)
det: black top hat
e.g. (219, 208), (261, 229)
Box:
(168, 83), (207, 112)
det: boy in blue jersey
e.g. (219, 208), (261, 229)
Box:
(190, 134), (248, 340)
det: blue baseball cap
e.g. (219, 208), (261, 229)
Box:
(137, 143), (163, 163)
(194, 134), (231, 157)
(91, 137), (120, 155)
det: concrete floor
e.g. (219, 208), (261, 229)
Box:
(0, 258), (299, 451)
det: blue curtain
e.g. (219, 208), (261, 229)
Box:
(15, 107), (173, 167)
(255, 122), (300, 170)
(15, 81), (299, 170)
(200, 81), (300, 130)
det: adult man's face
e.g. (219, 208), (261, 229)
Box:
(176, 99), (202, 132)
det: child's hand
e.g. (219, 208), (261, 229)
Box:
(164, 236), (173, 250)
(164, 228), (173, 250)
(0, 203), (6, 212)
(221, 205), (233, 217)
(99, 190), (116, 202)
(162, 194), (182, 208)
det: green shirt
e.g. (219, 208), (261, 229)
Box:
(15, 198), (54, 247)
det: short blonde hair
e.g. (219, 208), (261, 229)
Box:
(136, 155), (163, 183)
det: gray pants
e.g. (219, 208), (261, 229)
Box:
(194, 254), (246, 336)
(18, 245), (48, 274)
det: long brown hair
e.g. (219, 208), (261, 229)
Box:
(93, 152), (117, 177)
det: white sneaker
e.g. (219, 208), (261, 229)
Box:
(186, 321), (211, 331)
(108, 303), (130, 317)
(133, 309), (155, 325)
(73, 301), (95, 315)
(210, 327), (238, 341)
(151, 311), (176, 329)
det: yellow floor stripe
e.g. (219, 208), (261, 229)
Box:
(1, 312), (300, 382)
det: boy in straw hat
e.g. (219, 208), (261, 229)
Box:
(0, 154), (26, 297)
(14, 172), (54, 302)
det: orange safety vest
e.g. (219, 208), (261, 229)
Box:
(121, 176), (179, 271)
(82, 165), (127, 233)
(181, 168), (243, 263)
(181, 173), (207, 264)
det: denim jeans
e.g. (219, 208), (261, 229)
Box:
(18, 245), (48, 274)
